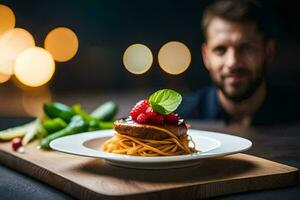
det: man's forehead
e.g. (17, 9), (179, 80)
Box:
(206, 17), (262, 45)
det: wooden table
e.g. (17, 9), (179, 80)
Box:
(0, 117), (299, 200)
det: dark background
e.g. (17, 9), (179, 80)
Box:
(2, 0), (300, 92)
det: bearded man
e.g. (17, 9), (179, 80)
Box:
(178, 0), (300, 127)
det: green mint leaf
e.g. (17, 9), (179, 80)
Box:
(149, 89), (182, 115)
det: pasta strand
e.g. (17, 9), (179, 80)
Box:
(103, 132), (197, 157)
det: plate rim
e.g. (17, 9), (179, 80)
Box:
(49, 129), (252, 163)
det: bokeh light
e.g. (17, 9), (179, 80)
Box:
(158, 41), (191, 75)
(0, 4), (16, 36)
(0, 72), (11, 83)
(44, 27), (79, 62)
(0, 28), (35, 75)
(22, 87), (52, 117)
(14, 47), (55, 87)
(123, 44), (153, 74)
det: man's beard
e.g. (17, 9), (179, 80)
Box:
(214, 67), (265, 102)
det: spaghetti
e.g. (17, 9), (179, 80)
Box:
(103, 128), (197, 156)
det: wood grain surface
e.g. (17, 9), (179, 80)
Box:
(0, 140), (298, 200)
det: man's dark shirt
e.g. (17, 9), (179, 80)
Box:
(177, 85), (300, 125)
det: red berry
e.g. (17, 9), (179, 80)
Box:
(130, 99), (150, 120)
(12, 137), (22, 151)
(145, 107), (158, 119)
(164, 113), (179, 124)
(130, 109), (139, 120)
(136, 113), (148, 124)
(150, 114), (164, 125)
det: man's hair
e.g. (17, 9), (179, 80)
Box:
(202, 0), (273, 41)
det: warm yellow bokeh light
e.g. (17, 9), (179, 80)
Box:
(0, 4), (16, 36)
(123, 44), (153, 74)
(0, 28), (35, 75)
(158, 41), (191, 75)
(0, 72), (11, 83)
(14, 47), (55, 87)
(44, 27), (79, 62)
(22, 87), (52, 117)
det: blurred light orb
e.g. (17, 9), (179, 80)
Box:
(0, 28), (35, 75)
(22, 87), (52, 117)
(14, 47), (55, 87)
(0, 72), (11, 83)
(123, 44), (153, 74)
(158, 41), (191, 75)
(0, 4), (16, 36)
(44, 27), (79, 62)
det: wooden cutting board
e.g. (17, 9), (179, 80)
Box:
(0, 141), (298, 200)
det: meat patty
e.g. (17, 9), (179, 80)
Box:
(113, 118), (187, 140)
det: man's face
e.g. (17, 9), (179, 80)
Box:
(202, 17), (273, 102)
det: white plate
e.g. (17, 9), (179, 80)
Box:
(50, 129), (252, 169)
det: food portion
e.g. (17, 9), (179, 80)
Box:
(0, 101), (118, 151)
(103, 89), (197, 156)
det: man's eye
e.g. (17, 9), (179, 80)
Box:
(213, 47), (226, 55)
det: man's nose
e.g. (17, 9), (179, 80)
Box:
(225, 48), (241, 68)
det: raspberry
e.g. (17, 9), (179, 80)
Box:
(136, 113), (148, 124)
(145, 107), (158, 119)
(150, 114), (164, 125)
(130, 109), (140, 120)
(130, 99), (150, 120)
(12, 137), (22, 151)
(164, 113), (179, 124)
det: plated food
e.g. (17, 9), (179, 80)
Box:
(49, 90), (251, 168)
(103, 89), (197, 156)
